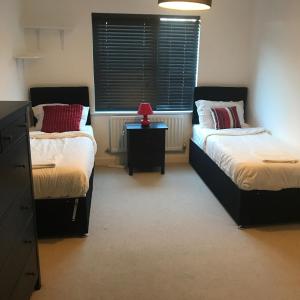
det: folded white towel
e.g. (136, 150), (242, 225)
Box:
(257, 151), (299, 164)
(32, 163), (56, 169)
(263, 159), (298, 164)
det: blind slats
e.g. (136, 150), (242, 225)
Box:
(92, 13), (199, 111)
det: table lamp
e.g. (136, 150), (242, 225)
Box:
(138, 103), (153, 127)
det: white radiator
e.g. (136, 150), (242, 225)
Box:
(109, 115), (184, 153)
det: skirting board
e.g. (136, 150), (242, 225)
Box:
(95, 153), (188, 167)
(95, 156), (119, 167)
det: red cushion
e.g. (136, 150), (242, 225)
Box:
(41, 104), (83, 133)
(211, 106), (241, 129)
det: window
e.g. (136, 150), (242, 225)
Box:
(92, 13), (200, 111)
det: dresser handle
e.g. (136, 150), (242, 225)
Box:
(25, 272), (36, 276)
(3, 136), (12, 142)
(23, 240), (33, 244)
(20, 205), (31, 210)
(18, 123), (27, 128)
(16, 164), (26, 168)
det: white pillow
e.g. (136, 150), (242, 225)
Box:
(195, 100), (245, 128)
(80, 106), (90, 130)
(32, 103), (90, 131)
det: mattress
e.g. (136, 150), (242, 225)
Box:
(192, 125), (300, 191)
(30, 126), (97, 199)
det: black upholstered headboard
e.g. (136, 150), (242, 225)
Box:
(192, 86), (248, 124)
(29, 86), (91, 125)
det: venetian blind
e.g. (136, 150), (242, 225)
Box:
(92, 14), (200, 111)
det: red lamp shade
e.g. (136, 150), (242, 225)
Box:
(137, 103), (153, 126)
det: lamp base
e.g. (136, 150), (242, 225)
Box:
(141, 115), (150, 127)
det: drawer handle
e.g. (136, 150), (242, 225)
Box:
(18, 123), (27, 128)
(20, 205), (31, 210)
(23, 240), (33, 244)
(3, 136), (12, 142)
(25, 272), (36, 276)
(16, 164), (26, 169)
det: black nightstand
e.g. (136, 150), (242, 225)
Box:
(125, 122), (168, 175)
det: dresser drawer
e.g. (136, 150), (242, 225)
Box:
(0, 111), (27, 153)
(0, 137), (31, 219)
(0, 217), (35, 300)
(0, 189), (33, 269)
(9, 247), (38, 300)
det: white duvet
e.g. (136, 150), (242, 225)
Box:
(30, 126), (97, 199)
(192, 125), (300, 191)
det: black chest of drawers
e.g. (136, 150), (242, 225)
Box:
(126, 122), (168, 175)
(0, 101), (41, 300)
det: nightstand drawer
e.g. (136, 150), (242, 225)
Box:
(128, 130), (165, 152)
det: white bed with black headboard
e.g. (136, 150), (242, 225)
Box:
(30, 86), (96, 237)
(190, 86), (300, 227)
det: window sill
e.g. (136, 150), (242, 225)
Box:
(91, 110), (192, 116)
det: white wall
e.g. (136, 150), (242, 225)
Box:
(22, 0), (253, 165)
(249, 0), (300, 149)
(0, 0), (26, 100)
(198, 0), (252, 86)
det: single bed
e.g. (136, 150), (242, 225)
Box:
(30, 86), (96, 237)
(189, 86), (300, 227)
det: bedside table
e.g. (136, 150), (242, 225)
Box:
(125, 122), (168, 176)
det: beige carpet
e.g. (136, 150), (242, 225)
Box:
(32, 164), (300, 300)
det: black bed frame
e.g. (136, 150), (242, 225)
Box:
(30, 86), (95, 237)
(189, 86), (300, 227)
